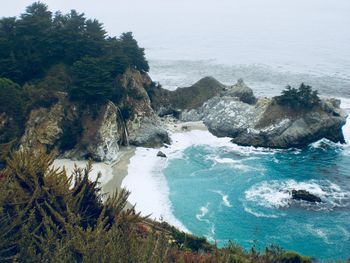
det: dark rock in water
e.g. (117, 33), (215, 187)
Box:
(157, 151), (167, 158)
(292, 190), (322, 203)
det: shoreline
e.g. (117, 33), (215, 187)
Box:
(121, 121), (234, 232)
(52, 98), (350, 233)
(53, 146), (136, 197)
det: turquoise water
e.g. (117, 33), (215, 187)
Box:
(164, 140), (350, 260)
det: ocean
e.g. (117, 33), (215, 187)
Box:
(121, 0), (350, 260)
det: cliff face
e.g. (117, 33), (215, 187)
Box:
(117, 69), (169, 147)
(19, 69), (169, 162)
(180, 80), (347, 148)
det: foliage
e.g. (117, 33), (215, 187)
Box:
(0, 2), (150, 150)
(0, 78), (25, 142)
(69, 56), (115, 103)
(59, 118), (83, 152)
(0, 2), (149, 101)
(275, 83), (320, 110)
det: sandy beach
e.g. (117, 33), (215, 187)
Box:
(53, 146), (136, 197)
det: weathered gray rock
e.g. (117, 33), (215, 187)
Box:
(292, 190), (322, 203)
(19, 92), (124, 162)
(20, 94), (66, 152)
(65, 101), (123, 162)
(184, 93), (347, 148)
(223, 79), (257, 104)
(118, 69), (170, 147)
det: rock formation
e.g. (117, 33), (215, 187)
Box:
(179, 80), (347, 148)
(146, 76), (226, 116)
(157, 151), (167, 158)
(292, 190), (322, 203)
(19, 69), (169, 162)
(117, 69), (169, 147)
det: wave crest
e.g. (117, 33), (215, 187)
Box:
(245, 179), (350, 211)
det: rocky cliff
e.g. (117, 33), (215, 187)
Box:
(117, 69), (169, 147)
(146, 76), (227, 116)
(19, 69), (169, 162)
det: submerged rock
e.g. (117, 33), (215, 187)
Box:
(157, 151), (167, 158)
(292, 190), (322, 203)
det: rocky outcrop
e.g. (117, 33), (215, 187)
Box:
(292, 190), (322, 203)
(223, 78), (256, 104)
(146, 76), (227, 116)
(64, 101), (124, 162)
(19, 69), (169, 162)
(180, 82), (347, 148)
(20, 93), (67, 153)
(19, 93), (124, 162)
(118, 69), (169, 147)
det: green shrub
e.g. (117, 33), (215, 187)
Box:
(275, 83), (320, 110)
(280, 251), (312, 263)
(0, 78), (26, 142)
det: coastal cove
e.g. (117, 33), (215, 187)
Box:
(1, 1), (350, 261)
(122, 99), (350, 260)
(55, 98), (350, 260)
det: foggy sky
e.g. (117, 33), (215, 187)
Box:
(2, 0), (350, 73)
(2, 0), (350, 40)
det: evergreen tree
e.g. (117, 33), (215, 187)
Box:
(69, 56), (114, 103)
(120, 32), (149, 72)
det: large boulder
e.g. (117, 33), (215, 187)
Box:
(183, 92), (347, 148)
(292, 190), (322, 203)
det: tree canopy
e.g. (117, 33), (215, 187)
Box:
(275, 83), (320, 110)
(0, 2), (149, 102)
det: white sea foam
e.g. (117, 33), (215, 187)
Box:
(243, 206), (280, 218)
(121, 147), (189, 232)
(212, 190), (232, 208)
(245, 179), (350, 210)
(196, 203), (210, 222)
(195, 203), (216, 241)
(340, 98), (350, 144)
(122, 130), (254, 233)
